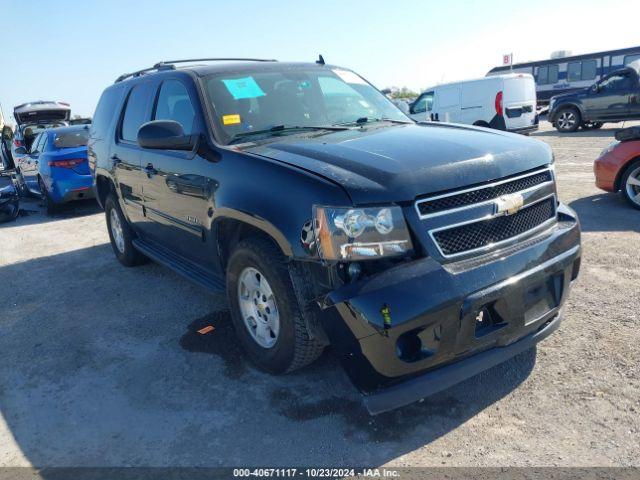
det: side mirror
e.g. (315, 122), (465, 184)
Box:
(14, 146), (27, 155)
(2, 126), (13, 141)
(137, 120), (195, 151)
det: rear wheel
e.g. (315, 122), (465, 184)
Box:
(621, 160), (640, 210)
(38, 177), (57, 216)
(555, 107), (581, 132)
(104, 194), (148, 266)
(226, 237), (324, 374)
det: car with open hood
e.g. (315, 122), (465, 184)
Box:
(91, 58), (581, 414)
(11, 101), (71, 192)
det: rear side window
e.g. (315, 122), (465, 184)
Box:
(154, 80), (197, 135)
(120, 83), (153, 142)
(54, 129), (89, 148)
(92, 86), (123, 138)
(30, 134), (43, 153)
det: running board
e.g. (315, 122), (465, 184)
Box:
(132, 238), (225, 292)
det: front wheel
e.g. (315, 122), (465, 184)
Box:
(554, 107), (581, 132)
(226, 237), (324, 374)
(104, 194), (148, 266)
(621, 160), (640, 210)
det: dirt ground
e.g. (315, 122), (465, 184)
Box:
(0, 120), (638, 469)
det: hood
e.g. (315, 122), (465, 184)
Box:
(551, 88), (589, 103)
(13, 101), (71, 126)
(246, 123), (553, 205)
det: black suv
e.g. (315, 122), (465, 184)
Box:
(549, 63), (640, 132)
(90, 58), (581, 414)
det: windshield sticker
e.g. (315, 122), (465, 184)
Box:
(222, 114), (241, 125)
(333, 69), (367, 85)
(222, 77), (266, 100)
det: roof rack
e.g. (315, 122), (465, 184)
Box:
(115, 58), (278, 83)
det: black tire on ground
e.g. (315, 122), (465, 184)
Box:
(38, 177), (57, 216)
(473, 121), (490, 128)
(554, 107), (581, 132)
(226, 237), (324, 374)
(620, 159), (640, 210)
(104, 193), (148, 266)
(14, 169), (29, 197)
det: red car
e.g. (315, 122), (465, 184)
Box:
(594, 127), (640, 209)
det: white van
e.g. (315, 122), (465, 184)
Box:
(408, 73), (538, 134)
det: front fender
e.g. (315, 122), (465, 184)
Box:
(209, 149), (352, 260)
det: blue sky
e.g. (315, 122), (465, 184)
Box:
(0, 0), (638, 118)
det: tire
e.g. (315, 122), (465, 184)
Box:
(554, 107), (581, 132)
(473, 121), (490, 128)
(226, 237), (324, 374)
(38, 177), (57, 216)
(104, 193), (148, 266)
(13, 169), (29, 197)
(621, 159), (640, 210)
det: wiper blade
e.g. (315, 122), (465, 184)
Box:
(228, 125), (349, 144)
(334, 117), (413, 127)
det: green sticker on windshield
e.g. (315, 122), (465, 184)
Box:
(222, 76), (266, 100)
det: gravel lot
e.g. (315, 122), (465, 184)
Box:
(0, 120), (638, 469)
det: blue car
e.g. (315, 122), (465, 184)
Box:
(17, 125), (94, 214)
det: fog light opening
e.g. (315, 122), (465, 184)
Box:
(474, 303), (506, 338)
(396, 325), (441, 363)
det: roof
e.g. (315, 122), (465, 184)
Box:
(114, 58), (336, 83)
(422, 72), (533, 92)
(488, 45), (640, 71)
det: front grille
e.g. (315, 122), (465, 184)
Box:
(432, 197), (556, 256)
(417, 169), (553, 216)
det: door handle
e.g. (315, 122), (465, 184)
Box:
(143, 163), (158, 177)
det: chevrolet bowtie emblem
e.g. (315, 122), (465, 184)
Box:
(495, 193), (524, 215)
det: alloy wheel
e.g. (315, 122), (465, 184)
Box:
(625, 166), (640, 207)
(557, 111), (577, 131)
(237, 266), (280, 349)
(110, 208), (126, 254)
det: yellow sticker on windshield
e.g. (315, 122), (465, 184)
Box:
(222, 114), (241, 125)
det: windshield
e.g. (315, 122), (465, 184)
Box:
(53, 129), (89, 148)
(203, 67), (410, 144)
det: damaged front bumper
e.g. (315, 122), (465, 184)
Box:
(320, 203), (581, 414)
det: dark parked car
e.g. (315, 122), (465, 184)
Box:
(91, 59), (581, 414)
(549, 62), (640, 132)
(0, 174), (19, 223)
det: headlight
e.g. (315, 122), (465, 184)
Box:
(313, 205), (413, 260)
